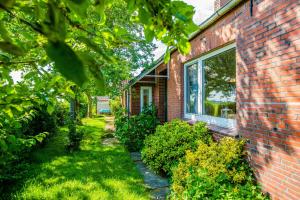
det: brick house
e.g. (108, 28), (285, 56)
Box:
(123, 0), (300, 199)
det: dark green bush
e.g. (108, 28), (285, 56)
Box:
(141, 119), (211, 175)
(171, 137), (268, 199)
(66, 123), (84, 152)
(78, 102), (88, 119)
(55, 103), (69, 126)
(114, 105), (159, 152)
(21, 106), (57, 137)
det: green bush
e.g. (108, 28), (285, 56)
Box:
(110, 98), (122, 115)
(55, 102), (69, 126)
(171, 137), (268, 199)
(141, 119), (211, 175)
(21, 106), (57, 137)
(66, 123), (84, 152)
(115, 105), (159, 152)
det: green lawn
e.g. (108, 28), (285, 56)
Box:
(9, 117), (149, 200)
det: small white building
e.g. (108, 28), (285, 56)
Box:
(96, 96), (110, 114)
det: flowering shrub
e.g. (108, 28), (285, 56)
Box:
(171, 137), (268, 199)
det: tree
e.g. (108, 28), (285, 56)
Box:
(0, 0), (198, 87)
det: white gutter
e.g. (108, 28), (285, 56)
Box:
(128, 0), (244, 87)
(178, 0), (244, 51)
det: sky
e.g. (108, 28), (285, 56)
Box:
(153, 0), (215, 60)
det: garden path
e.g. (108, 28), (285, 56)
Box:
(103, 116), (170, 199)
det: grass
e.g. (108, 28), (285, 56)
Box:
(7, 116), (149, 200)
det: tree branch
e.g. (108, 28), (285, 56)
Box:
(0, 5), (45, 35)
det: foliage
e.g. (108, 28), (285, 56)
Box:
(115, 105), (159, 152)
(0, 65), (73, 184)
(21, 106), (58, 136)
(141, 119), (211, 175)
(55, 101), (69, 126)
(1, 118), (149, 200)
(0, 0), (197, 88)
(109, 98), (123, 115)
(66, 123), (84, 152)
(171, 137), (268, 199)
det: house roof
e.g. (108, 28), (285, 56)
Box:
(127, 0), (243, 88)
(128, 55), (164, 86)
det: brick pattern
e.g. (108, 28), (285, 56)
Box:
(165, 0), (300, 199)
(236, 0), (300, 199)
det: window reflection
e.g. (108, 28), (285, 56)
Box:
(186, 63), (198, 114)
(203, 48), (236, 119)
(143, 89), (149, 107)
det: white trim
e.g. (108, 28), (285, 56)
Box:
(184, 61), (199, 116)
(140, 86), (152, 112)
(184, 43), (236, 129)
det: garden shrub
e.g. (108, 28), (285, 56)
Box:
(109, 98), (122, 115)
(21, 106), (57, 137)
(141, 119), (211, 175)
(66, 123), (84, 152)
(171, 137), (268, 199)
(115, 105), (159, 152)
(55, 102), (69, 126)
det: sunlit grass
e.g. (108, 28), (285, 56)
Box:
(10, 116), (149, 200)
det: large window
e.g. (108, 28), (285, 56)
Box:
(186, 63), (198, 114)
(184, 44), (236, 128)
(203, 48), (236, 119)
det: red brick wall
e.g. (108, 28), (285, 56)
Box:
(167, 0), (300, 199)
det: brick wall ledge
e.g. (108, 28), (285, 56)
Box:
(184, 119), (238, 138)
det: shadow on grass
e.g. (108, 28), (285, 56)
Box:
(2, 118), (148, 200)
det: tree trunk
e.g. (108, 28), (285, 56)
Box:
(87, 93), (93, 118)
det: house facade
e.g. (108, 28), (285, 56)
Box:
(124, 0), (300, 199)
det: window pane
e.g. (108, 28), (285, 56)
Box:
(186, 63), (198, 114)
(143, 89), (149, 107)
(203, 48), (236, 119)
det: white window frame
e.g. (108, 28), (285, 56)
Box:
(140, 86), (152, 112)
(184, 43), (236, 129)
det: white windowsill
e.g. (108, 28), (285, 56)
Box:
(184, 114), (238, 137)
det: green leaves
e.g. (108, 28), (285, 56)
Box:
(144, 25), (155, 42)
(178, 38), (191, 55)
(62, 0), (89, 17)
(164, 47), (171, 63)
(138, 7), (151, 24)
(45, 41), (87, 86)
(95, 0), (106, 25)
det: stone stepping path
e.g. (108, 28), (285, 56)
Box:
(102, 116), (119, 146)
(102, 116), (170, 199)
(130, 152), (170, 200)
